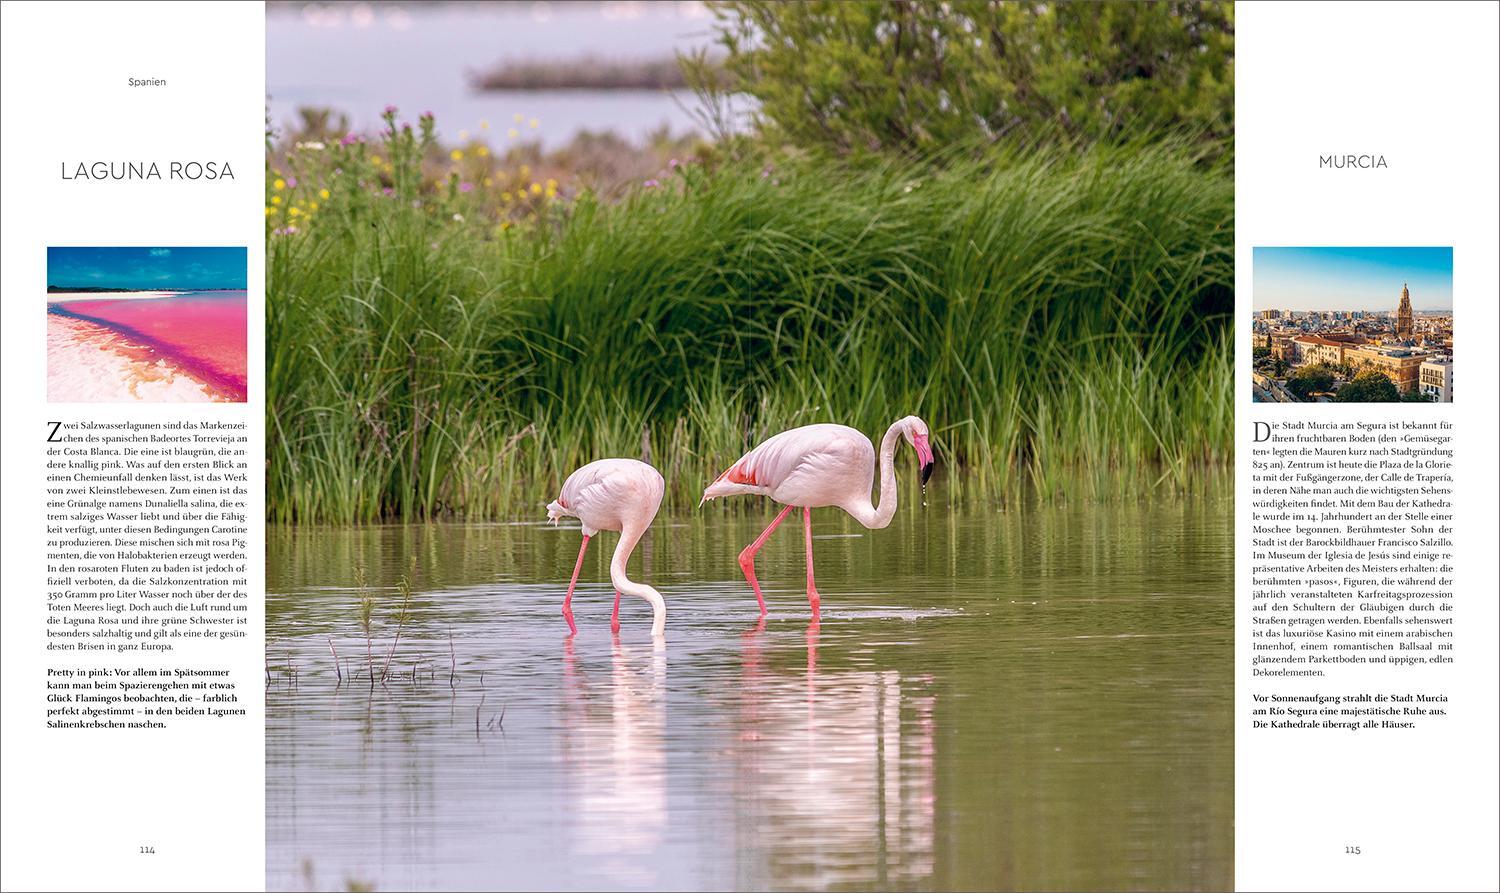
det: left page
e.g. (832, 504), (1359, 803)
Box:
(0, 3), (266, 890)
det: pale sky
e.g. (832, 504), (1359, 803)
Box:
(1253, 247), (1453, 312)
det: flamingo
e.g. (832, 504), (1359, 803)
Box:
(546, 458), (667, 637)
(701, 416), (935, 616)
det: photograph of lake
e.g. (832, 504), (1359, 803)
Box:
(263, 2), (1235, 890)
(47, 247), (248, 403)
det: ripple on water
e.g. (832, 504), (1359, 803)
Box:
(268, 500), (1233, 891)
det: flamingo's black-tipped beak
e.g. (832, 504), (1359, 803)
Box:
(913, 433), (936, 490)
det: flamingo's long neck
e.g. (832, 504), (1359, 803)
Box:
(853, 420), (904, 530)
(610, 523), (666, 637)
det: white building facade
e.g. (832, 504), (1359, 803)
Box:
(1419, 357), (1453, 402)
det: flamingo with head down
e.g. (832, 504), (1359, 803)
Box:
(701, 416), (935, 616)
(547, 458), (666, 637)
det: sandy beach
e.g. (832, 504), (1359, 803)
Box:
(47, 314), (222, 402)
(46, 290), (184, 303)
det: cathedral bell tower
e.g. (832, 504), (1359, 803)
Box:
(1396, 282), (1414, 340)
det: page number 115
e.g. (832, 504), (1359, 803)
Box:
(1345, 845), (1361, 855)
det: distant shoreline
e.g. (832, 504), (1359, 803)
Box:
(47, 286), (241, 293)
(46, 288), (246, 303)
(467, 56), (720, 92)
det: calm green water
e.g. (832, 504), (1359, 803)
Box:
(267, 489), (1232, 891)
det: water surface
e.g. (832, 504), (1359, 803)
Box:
(267, 3), (720, 145)
(267, 492), (1232, 891)
(48, 291), (248, 402)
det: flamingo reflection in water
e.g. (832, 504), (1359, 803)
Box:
(731, 619), (937, 889)
(559, 636), (668, 886)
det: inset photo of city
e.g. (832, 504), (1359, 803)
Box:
(1252, 246), (1453, 403)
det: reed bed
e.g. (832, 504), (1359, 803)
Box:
(267, 126), (1232, 523)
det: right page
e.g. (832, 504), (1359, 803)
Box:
(1237, 3), (1498, 889)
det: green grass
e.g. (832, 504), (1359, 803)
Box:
(267, 136), (1233, 523)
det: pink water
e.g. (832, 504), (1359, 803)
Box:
(49, 291), (248, 402)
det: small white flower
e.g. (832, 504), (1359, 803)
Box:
(295, 140), (327, 151)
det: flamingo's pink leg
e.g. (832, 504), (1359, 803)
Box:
(611, 589), (622, 634)
(803, 507), (821, 616)
(738, 505), (794, 615)
(562, 535), (590, 636)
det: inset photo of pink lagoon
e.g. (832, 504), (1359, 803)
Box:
(47, 246), (247, 402)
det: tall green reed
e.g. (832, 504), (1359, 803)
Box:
(268, 128), (1232, 523)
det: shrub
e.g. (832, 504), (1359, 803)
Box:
(1286, 363), (1336, 400)
(1335, 370), (1400, 403)
(696, 0), (1234, 153)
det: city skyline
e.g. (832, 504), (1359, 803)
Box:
(1253, 246), (1453, 312)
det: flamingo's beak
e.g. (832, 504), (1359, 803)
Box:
(914, 434), (935, 486)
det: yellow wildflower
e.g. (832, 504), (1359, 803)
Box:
(372, 155), (383, 166)
(271, 195), (282, 205)
(507, 128), (519, 139)
(530, 182), (542, 195)
(528, 118), (539, 128)
(289, 206), (302, 216)
(546, 178), (558, 188)
(520, 164), (531, 177)
(265, 207), (276, 216)
(476, 145), (489, 157)
(450, 149), (464, 161)
(319, 188), (331, 200)
(273, 178), (286, 190)
(308, 201), (319, 211)
(501, 192), (513, 202)
(513, 113), (524, 123)
(483, 177), (494, 187)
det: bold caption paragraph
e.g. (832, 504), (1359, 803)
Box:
(44, 420), (250, 655)
(45, 666), (245, 730)
(1248, 418), (1455, 731)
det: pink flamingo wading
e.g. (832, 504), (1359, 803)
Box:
(701, 416), (935, 616)
(547, 458), (666, 637)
